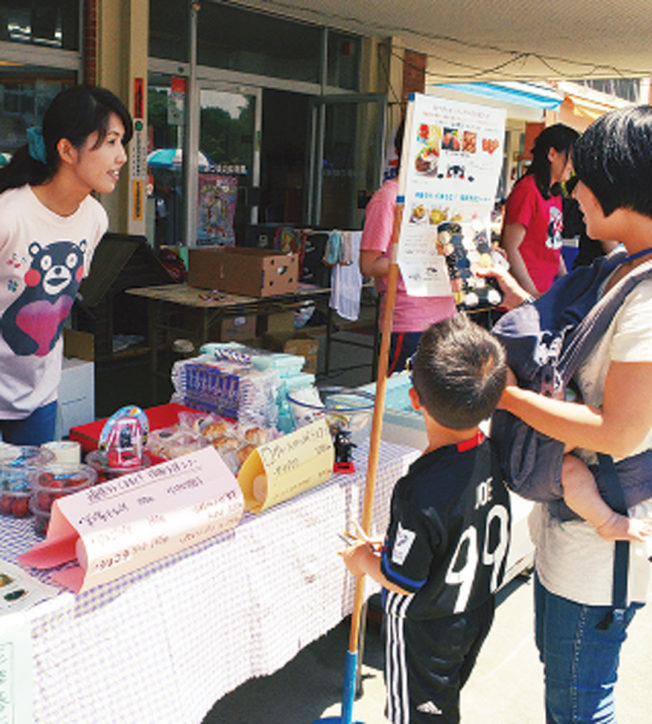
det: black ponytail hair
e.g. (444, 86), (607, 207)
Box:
(0, 85), (133, 193)
(525, 123), (579, 199)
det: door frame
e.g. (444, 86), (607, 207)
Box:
(306, 93), (387, 227)
(197, 80), (263, 226)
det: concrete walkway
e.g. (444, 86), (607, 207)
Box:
(203, 572), (651, 723)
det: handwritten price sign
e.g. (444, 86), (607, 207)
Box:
(238, 419), (334, 513)
(19, 447), (244, 593)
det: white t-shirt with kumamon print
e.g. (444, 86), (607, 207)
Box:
(0, 185), (106, 418)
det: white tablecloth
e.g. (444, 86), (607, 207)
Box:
(3, 440), (417, 724)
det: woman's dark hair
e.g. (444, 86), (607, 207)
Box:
(572, 105), (652, 218)
(525, 123), (579, 199)
(0, 85), (133, 193)
(412, 314), (507, 430)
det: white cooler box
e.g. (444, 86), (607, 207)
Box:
(58, 357), (95, 438)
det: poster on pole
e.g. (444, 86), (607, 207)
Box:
(396, 93), (506, 303)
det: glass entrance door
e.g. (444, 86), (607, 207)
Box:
(146, 76), (260, 248)
(198, 85), (261, 245)
(307, 94), (386, 229)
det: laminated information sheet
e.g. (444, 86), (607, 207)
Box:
(19, 446), (244, 593)
(396, 93), (506, 297)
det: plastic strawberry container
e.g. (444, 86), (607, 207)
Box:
(31, 463), (98, 514)
(85, 449), (152, 482)
(0, 445), (55, 518)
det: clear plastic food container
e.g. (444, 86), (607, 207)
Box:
(0, 445), (55, 518)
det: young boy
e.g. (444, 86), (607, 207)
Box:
(342, 314), (511, 724)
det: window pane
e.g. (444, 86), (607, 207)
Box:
(199, 89), (255, 244)
(149, 0), (188, 62)
(0, 1), (79, 50)
(0, 70), (76, 157)
(147, 78), (187, 248)
(327, 32), (360, 91)
(197, 2), (321, 83)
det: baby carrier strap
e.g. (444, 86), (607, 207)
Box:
(596, 453), (630, 620)
(558, 250), (652, 388)
(490, 248), (652, 504)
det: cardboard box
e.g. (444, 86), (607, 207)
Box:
(188, 247), (299, 297)
(262, 332), (320, 374)
(63, 329), (94, 361)
(215, 314), (257, 342)
(266, 311), (296, 333)
(285, 339), (318, 374)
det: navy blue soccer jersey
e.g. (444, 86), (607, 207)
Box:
(380, 433), (511, 619)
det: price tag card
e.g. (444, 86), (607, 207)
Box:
(238, 419), (334, 513)
(18, 446), (244, 593)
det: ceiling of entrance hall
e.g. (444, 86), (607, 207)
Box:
(227, 0), (652, 81)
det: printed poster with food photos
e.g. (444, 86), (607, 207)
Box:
(397, 93), (506, 308)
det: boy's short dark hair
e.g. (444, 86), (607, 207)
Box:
(572, 105), (652, 218)
(412, 314), (507, 430)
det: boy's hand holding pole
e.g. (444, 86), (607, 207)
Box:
(339, 522), (383, 578)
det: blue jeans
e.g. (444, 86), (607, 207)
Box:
(0, 401), (58, 445)
(388, 331), (422, 376)
(534, 573), (642, 723)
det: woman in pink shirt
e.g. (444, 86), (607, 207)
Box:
(360, 121), (456, 374)
(501, 124), (579, 297)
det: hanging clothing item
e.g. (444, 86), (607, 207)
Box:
(322, 230), (342, 266)
(330, 231), (362, 321)
(338, 231), (354, 265)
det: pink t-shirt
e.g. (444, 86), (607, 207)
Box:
(360, 180), (455, 332)
(502, 174), (564, 294)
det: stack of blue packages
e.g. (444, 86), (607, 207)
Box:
(195, 342), (315, 432)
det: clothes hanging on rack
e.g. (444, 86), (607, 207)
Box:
(330, 231), (363, 321)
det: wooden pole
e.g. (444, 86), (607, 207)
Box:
(338, 199), (404, 724)
(347, 201), (403, 653)
(336, 100), (413, 724)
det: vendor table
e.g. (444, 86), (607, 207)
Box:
(125, 282), (379, 403)
(5, 440), (417, 724)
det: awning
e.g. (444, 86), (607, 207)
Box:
(562, 93), (620, 121)
(432, 82), (563, 109)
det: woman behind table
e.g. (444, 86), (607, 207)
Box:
(493, 106), (652, 723)
(360, 120), (456, 375)
(0, 86), (132, 445)
(501, 123), (579, 298)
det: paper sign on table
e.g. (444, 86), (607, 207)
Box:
(18, 446), (244, 593)
(238, 418), (334, 512)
